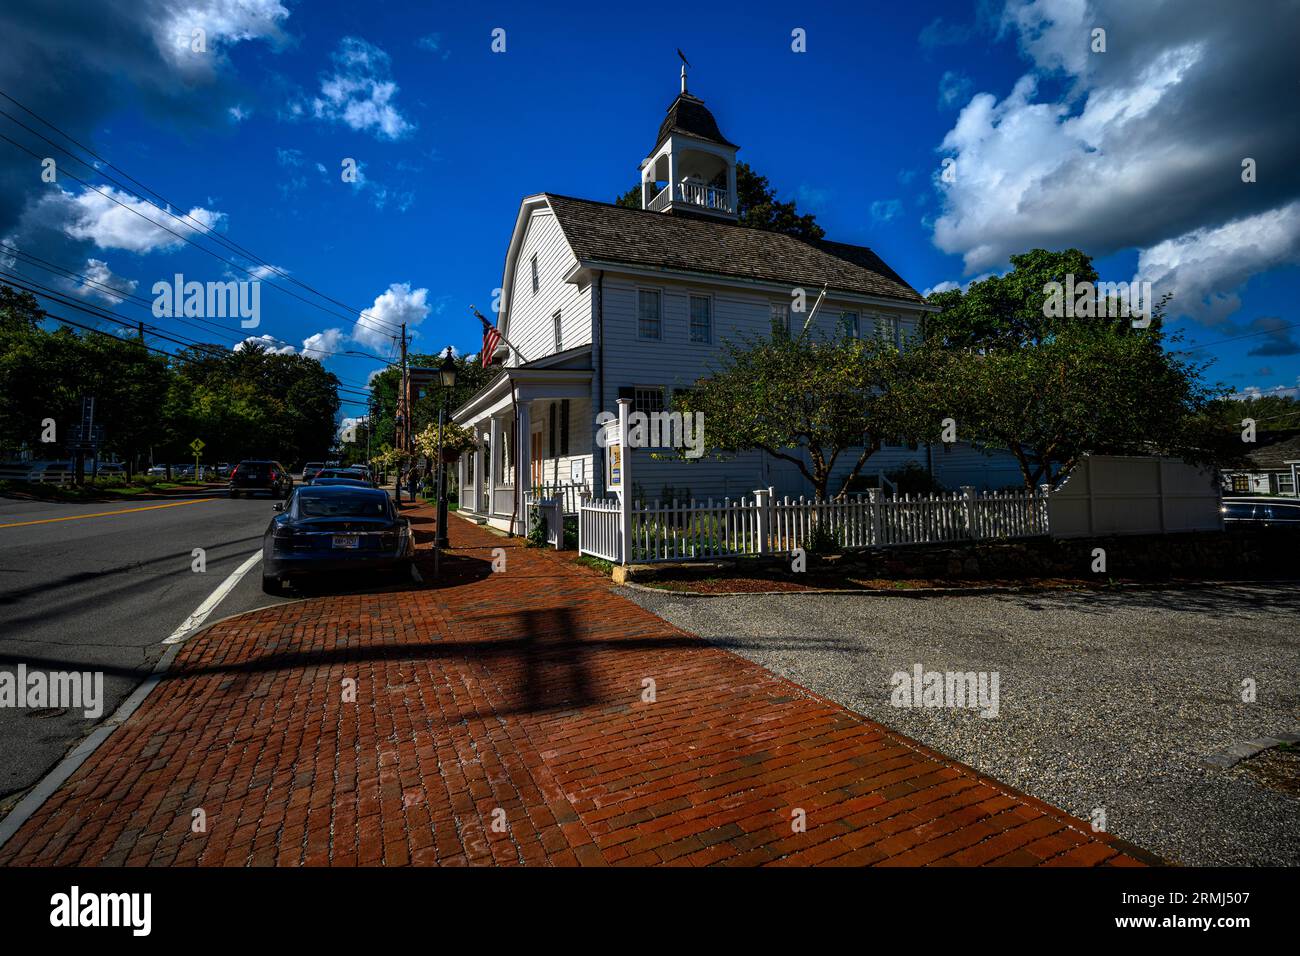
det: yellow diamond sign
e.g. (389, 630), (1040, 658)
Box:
(189, 438), (205, 455)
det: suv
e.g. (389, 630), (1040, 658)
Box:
(229, 459), (293, 499)
(302, 461), (325, 484)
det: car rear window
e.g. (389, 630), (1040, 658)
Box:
(298, 493), (388, 518)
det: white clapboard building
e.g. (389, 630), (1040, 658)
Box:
(453, 75), (1021, 533)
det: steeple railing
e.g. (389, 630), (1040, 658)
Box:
(647, 182), (734, 215)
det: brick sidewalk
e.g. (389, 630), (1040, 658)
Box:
(0, 506), (1152, 866)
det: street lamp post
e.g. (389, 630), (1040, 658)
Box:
(434, 349), (457, 550)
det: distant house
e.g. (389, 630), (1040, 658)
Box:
(452, 74), (1021, 533)
(1221, 431), (1300, 496)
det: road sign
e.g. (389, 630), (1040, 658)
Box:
(189, 438), (205, 455)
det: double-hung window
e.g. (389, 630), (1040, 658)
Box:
(689, 295), (712, 343)
(770, 302), (790, 335)
(840, 311), (860, 339)
(634, 386), (665, 415)
(638, 289), (661, 339)
(552, 310), (563, 352)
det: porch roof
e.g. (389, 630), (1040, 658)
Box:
(452, 346), (592, 426)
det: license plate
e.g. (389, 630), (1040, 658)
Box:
(332, 535), (359, 549)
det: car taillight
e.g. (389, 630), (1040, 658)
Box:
(230, 465), (239, 478)
(269, 470), (278, 480)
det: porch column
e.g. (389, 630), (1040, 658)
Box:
(514, 396), (532, 535)
(473, 435), (485, 513)
(488, 416), (501, 516)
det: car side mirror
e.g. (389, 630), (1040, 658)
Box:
(274, 502), (284, 512)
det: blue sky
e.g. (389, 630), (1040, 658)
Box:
(2, 0), (1298, 420)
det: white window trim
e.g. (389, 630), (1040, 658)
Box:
(770, 301), (791, 334)
(632, 385), (666, 415)
(840, 310), (860, 339)
(636, 286), (663, 341)
(688, 292), (714, 345)
(552, 309), (563, 352)
(530, 253), (539, 295)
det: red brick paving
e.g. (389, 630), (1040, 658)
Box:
(0, 505), (1152, 866)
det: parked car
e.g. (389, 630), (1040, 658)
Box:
(315, 467), (373, 485)
(94, 463), (126, 478)
(215, 463), (232, 478)
(229, 459), (293, 499)
(261, 485), (414, 593)
(147, 464), (168, 477)
(1221, 497), (1300, 527)
(302, 461), (325, 484)
(310, 477), (372, 488)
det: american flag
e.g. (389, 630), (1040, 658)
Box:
(476, 310), (502, 368)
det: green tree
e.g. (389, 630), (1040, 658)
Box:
(674, 330), (945, 499)
(615, 161), (825, 240)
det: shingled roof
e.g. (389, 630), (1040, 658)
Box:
(654, 92), (737, 151)
(1244, 431), (1300, 470)
(544, 194), (926, 304)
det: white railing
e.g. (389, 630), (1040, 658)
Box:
(524, 482), (590, 515)
(578, 497), (621, 562)
(645, 182), (733, 214)
(578, 485), (1051, 564)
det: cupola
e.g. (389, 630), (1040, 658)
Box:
(639, 62), (738, 220)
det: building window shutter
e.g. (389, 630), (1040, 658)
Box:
(561, 400), (570, 456)
(548, 402), (557, 458)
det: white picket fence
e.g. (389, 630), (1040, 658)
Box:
(577, 496), (622, 562)
(578, 485), (1051, 564)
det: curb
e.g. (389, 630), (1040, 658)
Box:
(616, 577), (1300, 599)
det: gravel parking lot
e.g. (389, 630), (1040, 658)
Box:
(620, 582), (1300, 866)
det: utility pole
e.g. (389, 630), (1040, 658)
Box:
(397, 322), (409, 503)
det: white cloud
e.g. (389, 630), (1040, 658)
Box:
(75, 258), (138, 305)
(931, 0), (1300, 324)
(301, 327), (345, 357)
(1137, 201), (1300, 324)
(923, 280), (961, 297)
(56, 186), (225, 254)
(155, 0), (290, 75)
(353, 282), (430, 350)
(870, 199), (903, 223)
(228, 105), (250, 122)
(938, 71), (973, 109)
(310, 37), (413, 140)
(237, 334), (296, 355)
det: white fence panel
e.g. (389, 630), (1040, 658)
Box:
(578, 497), (621, 562)
(1047, 455), (1223, 537)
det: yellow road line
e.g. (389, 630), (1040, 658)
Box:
(0, 497), (214, 529)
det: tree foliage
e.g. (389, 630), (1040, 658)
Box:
(0, 285), (342, 472)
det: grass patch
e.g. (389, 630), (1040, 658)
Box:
(575, 555), (614, 575)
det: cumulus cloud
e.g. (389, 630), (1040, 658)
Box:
(301, 327), (345, 357)
(237, 334), (296, 355)
(75, 258), (139, 305)
(309, 37), (413, 140)
(352, 282), (430, 350)
(58, 186), (226, 253)
(931, 0), (1300, 323)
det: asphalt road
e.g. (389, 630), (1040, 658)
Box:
(0, 491), (292, 814)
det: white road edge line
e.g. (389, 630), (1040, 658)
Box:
(0, 547), (263, 853)
(163, 549), (263, 644)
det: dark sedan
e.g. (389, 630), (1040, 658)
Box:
(1221, 496), (1300, 527)
(262, 485), (414, 593)
(230, 459), (293, 499)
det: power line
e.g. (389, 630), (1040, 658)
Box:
(0, 128), (406, 340)
(0, 90), (407, 336)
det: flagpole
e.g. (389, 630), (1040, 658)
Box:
(470, 307), (528, 365)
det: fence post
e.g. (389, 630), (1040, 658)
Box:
(1038, 482), (1052, 536)
(961, 485), (976, 539)
(753, 486), (771, 554)
(578, 492), (588, 554)
(616, 398), (632, 565)
(866, 488), (882, 547)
